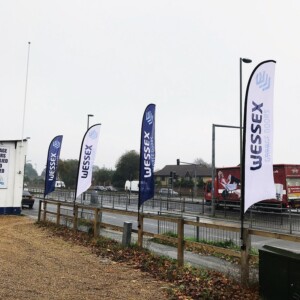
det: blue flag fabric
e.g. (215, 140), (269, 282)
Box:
(138, 104), (156, 208)
(44, 135), (63, 197)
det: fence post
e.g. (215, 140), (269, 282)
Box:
(38, 200), (42, 222)
(56, 202), (61, 225)
(177, 217), (184, 267)
(196, 216), (200, 242)
(240, 228), (250, 286)
(73, 205), (78, 231)
(289, 207), (292, 234)
(138, 214), (144, 247)
(122, 222), (132, 246)
(157, 212), (160, 234)
(43, 201), (47, 222)
(94, 208), (100, 238)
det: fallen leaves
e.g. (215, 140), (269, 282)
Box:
(37, 221), (259, 299)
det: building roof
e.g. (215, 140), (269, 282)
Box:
(154, 164), (211, 177)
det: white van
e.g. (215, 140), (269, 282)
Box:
(124, 180), (139, 193)
(55, 181), (66, 188)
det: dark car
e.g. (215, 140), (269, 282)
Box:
(22, 190), (35, 209)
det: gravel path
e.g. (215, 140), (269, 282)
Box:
(0, 216), (169, 299)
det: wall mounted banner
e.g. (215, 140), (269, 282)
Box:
(243, 60), (276, 213)
(0, 147), (9, 189)
(44, 135), (63, 197)
(138, 104), (156, 208)
(75, 124), (101, 199)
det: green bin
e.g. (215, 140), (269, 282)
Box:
(259, 245), (300, 300)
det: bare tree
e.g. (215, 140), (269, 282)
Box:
(193, 158), (211, 167)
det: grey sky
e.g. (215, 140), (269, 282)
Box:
(1, 1), (300, 174)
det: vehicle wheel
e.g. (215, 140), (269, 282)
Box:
(29, 204), (33, 209)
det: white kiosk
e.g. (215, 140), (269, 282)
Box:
(0, 139), (28, 214)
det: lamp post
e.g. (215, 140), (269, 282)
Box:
(83, 114), (94, 207)
(176, 160), (198, 200)
(87, 114), (94, 130)
(239, 58), (252, 214)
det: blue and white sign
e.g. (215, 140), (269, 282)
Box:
(243, 60), (276, 212)
(44, 135), (63, 197)
(138, 104), (156, 208)
(0, 147), (9, 189)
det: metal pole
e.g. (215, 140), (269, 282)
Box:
(194, 166), (197, 201)
(21, 42), (31, 145)
(240, 58), (243, 216)
(239, 57), (252, 245)
(87, 114), (94, 130)
(211, 124), (216, 216)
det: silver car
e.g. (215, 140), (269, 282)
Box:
(159, 188), (178, 197)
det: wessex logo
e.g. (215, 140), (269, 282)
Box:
(256, 71), (271, 91)
(81, 145), (93, 179)
(89, 130), (98, 140)
(52, 140), (61, 149)
(48, 153), (58, 181)
(250, 101), (263, 171)
(143, 132), (152, 178)
(146, 111), (154, 125)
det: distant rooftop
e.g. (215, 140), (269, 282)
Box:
(155, 164), (211, 177)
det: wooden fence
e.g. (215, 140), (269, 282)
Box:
(38, 199), (300, 286)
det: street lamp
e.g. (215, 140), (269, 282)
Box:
(83, 114), (94, 206)
(239, 58), (252, 212)
(176, 159), (198, 200)
(87, 114), (94, 130)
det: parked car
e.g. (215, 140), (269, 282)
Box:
(93, 186), (107, 191)
(159, 188), (179, 197)
(106, 186), (117, 192)
(22, 190), (35, 209)
(55, 181), (66, 188)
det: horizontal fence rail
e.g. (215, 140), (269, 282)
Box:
(29, 187), (300, 235)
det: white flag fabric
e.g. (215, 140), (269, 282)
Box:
(75, 124), (101, 199)
(244, 60), (276, 213)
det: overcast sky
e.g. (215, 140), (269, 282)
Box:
(1, 1), (300, 175)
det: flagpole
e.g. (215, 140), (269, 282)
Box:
(239, 57), (252, 248)
(138, 113), (143, 232)
(43, 136), (53, 200)
(74, 128), (88, 217)
(21, 42), (31, 148)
